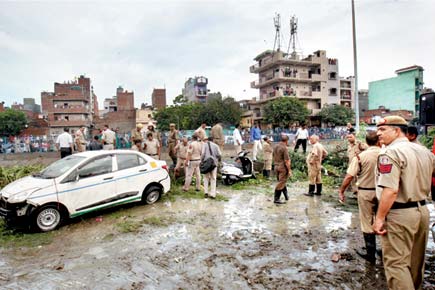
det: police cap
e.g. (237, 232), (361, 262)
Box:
(376, 116), (408, 127)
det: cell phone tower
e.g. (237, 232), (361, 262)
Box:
(287, 15), (299, 59)
(272, 13), (281, 52)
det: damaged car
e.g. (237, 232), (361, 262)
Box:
(0, 150), (170, 232)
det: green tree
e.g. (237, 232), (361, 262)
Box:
(0, 109), (27, 137)
(198, 95), (242, 126)
(317, 104), (355, 126)
(263, 97), (310, 127)
(173, 94), (188, 106)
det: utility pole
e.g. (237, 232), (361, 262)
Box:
(352, 0), (360, 132)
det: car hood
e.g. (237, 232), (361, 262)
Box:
(1, 176), (54, 198)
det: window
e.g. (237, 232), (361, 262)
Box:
(329, 72), (337, 80)
(78, 155), (113, 178)
(117, 154), (145, 171)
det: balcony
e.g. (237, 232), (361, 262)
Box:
(311, 74), (323, 82)
(52, 95), (89, 102)
(250, 53), (314, 73)
(49, 120), (91, 127)
(52, 106), (89, 114)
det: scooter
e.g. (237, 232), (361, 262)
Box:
(221, 150), (256, 185)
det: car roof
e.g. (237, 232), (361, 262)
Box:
(73, 150), (145, 158)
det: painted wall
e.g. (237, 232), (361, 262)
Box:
(368, 69), (422, 114)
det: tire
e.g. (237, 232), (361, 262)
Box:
(33, 205), (63, 232)
(143, 186), (162, 204)
(224, 177), (235, 186)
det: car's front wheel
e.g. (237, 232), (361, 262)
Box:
(33, 205), (63, 232)
(142, 186), (162, 204)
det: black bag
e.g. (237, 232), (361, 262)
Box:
(200, 143), (216, 174)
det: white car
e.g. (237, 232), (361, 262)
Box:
(0, 150), (171, 232)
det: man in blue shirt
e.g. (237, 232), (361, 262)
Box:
(250, 123), (262, 161)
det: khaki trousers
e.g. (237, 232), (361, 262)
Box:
(308, 163), (321, 184)
(174, 157), (186, 176)
(263, 159), (272, 171)
(183, 160), (201, 190)
(381, 205), (429, 290)
(274, 165), (288, 190)
(357, 189), (377, 233)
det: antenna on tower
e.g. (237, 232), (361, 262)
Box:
(287, 15), (300, 59)
(272, 13), (281, 52)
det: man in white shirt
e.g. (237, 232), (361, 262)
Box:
(233, 124), (244, 155)
(101, 125), (116, 150)
(56, 128), (74, 158)
(294, 124), (309, 154)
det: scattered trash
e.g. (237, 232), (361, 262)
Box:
(331, 252), (354, 262)
(95, 216), (103, 222)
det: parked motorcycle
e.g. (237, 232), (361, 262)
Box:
(221, 150), (255, 185)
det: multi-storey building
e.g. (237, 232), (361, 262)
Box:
(248, 50), (354, 126)
(182, 76), (208, 103)
(358, 89), (369, 116)
(41, 75), (98, 135)
(102, 86), (134, 115)
(368, 65), (424, 115)
(152, 88), (166, 109)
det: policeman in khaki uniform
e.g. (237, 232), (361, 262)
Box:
(131, 123), (144, 144)
(74, 127), (87, 152)
(339, 131), (380, 263)
(174, 136), (189, 178)
(272, 134), (291, 204)
(346, 130), (368, 194)
(262, 136), (273, 178)
(305, 135), (328, 196)
(183, 134), (203, 192)
(373, 116), (435, 290)
(167, 123), (179, 167)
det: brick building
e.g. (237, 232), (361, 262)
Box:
(152, 88), (166, 109)
(96, 86), (136, 134)
(41, 75), (98, 136)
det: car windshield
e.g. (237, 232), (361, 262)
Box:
(35, 155), (86, 179)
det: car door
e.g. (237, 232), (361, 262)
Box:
(65, 154), (116, 216)
(112, 153), (148, 202)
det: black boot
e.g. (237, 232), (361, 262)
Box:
(274, 190), (285, 204)
(282, 186), (289, 200)
(315, 183), (322, 196)
(266, 170), (271, 178)
(304, 184), (315, 196)
(263, 170), (267, 177)
(356, 233), (376, 263)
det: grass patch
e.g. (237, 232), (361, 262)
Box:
(115, 220), (142, 233)
(142, 216), (176, 227)
(0, 219), (54, 248)
(230, 177), (269, 190)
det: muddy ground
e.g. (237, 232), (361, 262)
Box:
(1, 179), (435, 290)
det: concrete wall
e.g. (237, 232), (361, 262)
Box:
(369, 70), (421, 114)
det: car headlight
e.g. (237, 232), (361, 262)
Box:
(7, 188), (40, 203)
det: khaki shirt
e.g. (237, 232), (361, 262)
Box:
(102, 129), (116, 145)
(144, 139), (160, 155)
(168, 129), (178, 145)
(307, 142), (328, 166)
(347, 140), (368, 163)
(263, 142), (273, 160)
(187, 140), (203, 160)
(131, 129), (143, 142)
(347, 146), (380, 189)
(376, 137), (435, 202)
(195, 127), (206, 141)
(273, 142), (289, 165)
(75, 130), (86, 144)
(175, 142), (188, 159)
(146, 129), (161, 144)
(211, 124), (224, 145)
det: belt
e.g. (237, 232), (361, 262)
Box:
(391, 200), (426, 209)
(178, 157), (186, 160)
(358, 187), (376, 191)
(148, 154), (158, 156)
(190, 159), (200, 161)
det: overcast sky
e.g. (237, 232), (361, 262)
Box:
(1, 0), (434, 109)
